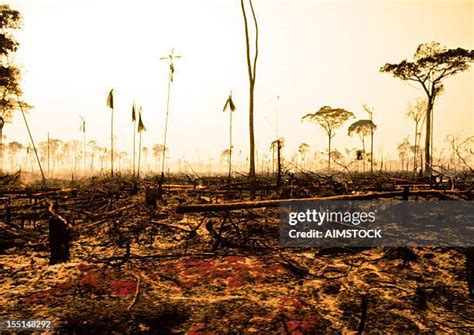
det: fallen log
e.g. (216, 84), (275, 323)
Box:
(175, 188), (472, 214)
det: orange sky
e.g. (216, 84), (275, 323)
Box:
(4, 0), (474, 166)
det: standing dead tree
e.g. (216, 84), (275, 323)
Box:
(302, 106), (354, 171)
(270, 137), (284, 188)
(223, 91), (236, 183)
(397, 137), (412, 171)
(362, 104), (375, 173)
(131, 101), (137, 176)
(406, 98), (427, 174)
(240, 0), (259, 199)
(159, 48), (181, 182)
(106, 89), (114, 175)
(137, 107), (146, 178)
(381, 42), (474, 176)
(79, 116), (86, 175)
(446, 134), (473, 172)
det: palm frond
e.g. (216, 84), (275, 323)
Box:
(132, 102), (136, 122)
(106, 89), (114, 109)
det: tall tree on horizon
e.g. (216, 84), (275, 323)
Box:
(137, 107), (146, 178)
(223, 91), (236, 183)
(79, 116), (86, 175)
(348, 119), (377, 173)
(159, 48), (181, 182)
(302, 106), (354, 171)
(240, 0), (259, 198)
(106, 88), (114, 175)
(131, 101), (137, 176)
(381, 42), (474, 175)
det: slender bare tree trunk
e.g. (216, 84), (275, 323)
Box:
(328, 135), (331, 171)
(241, 0), (259, 199)
(228, 109), (232, 183)
(413, 121), (418, 174)
(370, 118), (374, 173)
(138, 132), (142, 178)
(424, 95), (434, 176)
(249, 83), (256, 195)
(111, 106), (114, 176)
(133, 119), (136, 176)
(83, 130), (86, 176)
(47, 132), (50, 175)
(277, 140), (282, 188)
(161, 70), (172, 180)
(362, 137), (366, 172)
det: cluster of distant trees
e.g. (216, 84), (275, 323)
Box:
(1, 138), (172, 176)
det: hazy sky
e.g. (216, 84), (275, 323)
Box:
(4, 0), (474, 164)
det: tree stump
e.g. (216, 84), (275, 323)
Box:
(402, 186), (410, 200)
(145, 186), (157, 208)
(48, 217), (70, 265)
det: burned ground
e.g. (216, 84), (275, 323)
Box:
(0, 172), (473, 334)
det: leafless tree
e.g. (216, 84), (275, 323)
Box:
(240, 0), (259, 198)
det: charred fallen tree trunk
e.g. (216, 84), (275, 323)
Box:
(175, 188), (472, 214)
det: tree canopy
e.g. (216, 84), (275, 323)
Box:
(0, 4), (27, 124)
(381, 43), (474, 91)
(348, 119), (376, 138)
(380, 42), (474, 174)
(302, 106), (353, 170)
(302, 106), (354, 139)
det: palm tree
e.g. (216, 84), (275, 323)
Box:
(137, 108), (146, 177)
(79, 116), (86, 175)
(160, 49), (181, 181)
(106, 89), (114, 175)
(223, 91), (237, 183)
(131, 101), (137, 176)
